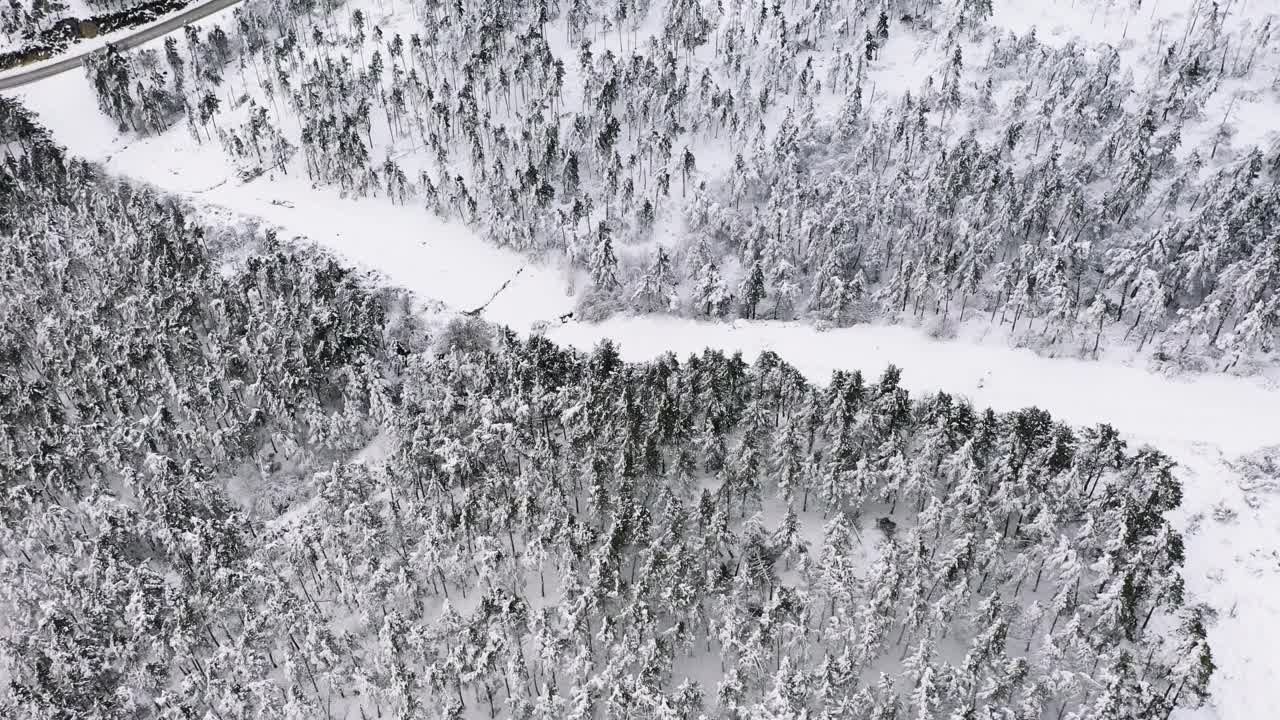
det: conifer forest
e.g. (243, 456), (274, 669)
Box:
(68, 0), (1280, 367)
(2, 0), (1277, 718)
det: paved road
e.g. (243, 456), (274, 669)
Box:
(0, 0), (243, 91)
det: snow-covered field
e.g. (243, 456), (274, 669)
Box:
(7, 0), (1280, 716)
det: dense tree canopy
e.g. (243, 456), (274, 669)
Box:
(81, 0), (1280, 369)
(2, 96), (1212, 719)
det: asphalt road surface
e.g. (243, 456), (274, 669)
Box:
(0, 0), (243, 91)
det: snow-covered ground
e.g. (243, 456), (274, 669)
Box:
(7, 0), (1280, 715)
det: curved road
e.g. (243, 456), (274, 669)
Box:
(0, 0), (243, 91)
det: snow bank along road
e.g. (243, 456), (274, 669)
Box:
(0, 0), (244, 91)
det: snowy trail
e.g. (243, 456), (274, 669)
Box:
(9, 60), (1280, 720)
(12, 70), (1280, 455)
(12, 20), (1279, 452)
(6, 71), (575, 331)
(546, 317), (1280, 455)
(21, 69), (1274, 455)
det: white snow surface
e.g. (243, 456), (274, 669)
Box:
(7, 2), (1280, 716)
